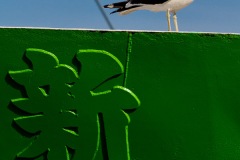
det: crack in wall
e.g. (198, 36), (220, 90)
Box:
(123, 32), (133, 87)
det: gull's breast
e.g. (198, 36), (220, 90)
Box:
(141, 0), (193, 12)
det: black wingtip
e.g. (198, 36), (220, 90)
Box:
(104, 4), (114, 8)
(110, 10), (118, 14)
(103, 5), (109, 8)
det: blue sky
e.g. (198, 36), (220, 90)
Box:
(0, 0), (239, 33)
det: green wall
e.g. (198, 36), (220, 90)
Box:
(1, 28), (240, 160)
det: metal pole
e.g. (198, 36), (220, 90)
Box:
(95, 0), (114, 30)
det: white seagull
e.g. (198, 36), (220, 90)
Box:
(104, 0), (193, 32)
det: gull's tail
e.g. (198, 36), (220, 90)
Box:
(104, 1), (141, 15)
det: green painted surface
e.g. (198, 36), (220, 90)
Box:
(1, 28), (240, 160)
(127, 32), (240, 160)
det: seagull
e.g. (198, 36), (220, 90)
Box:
(104, 0), (193, 32)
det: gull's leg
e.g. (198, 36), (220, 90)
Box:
(166, 9), (171, 31)
(173, 11), (179, 32)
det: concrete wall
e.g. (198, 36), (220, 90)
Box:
(1, 28), (240, 160)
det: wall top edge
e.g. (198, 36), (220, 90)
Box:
(0, 26), (239, 35)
